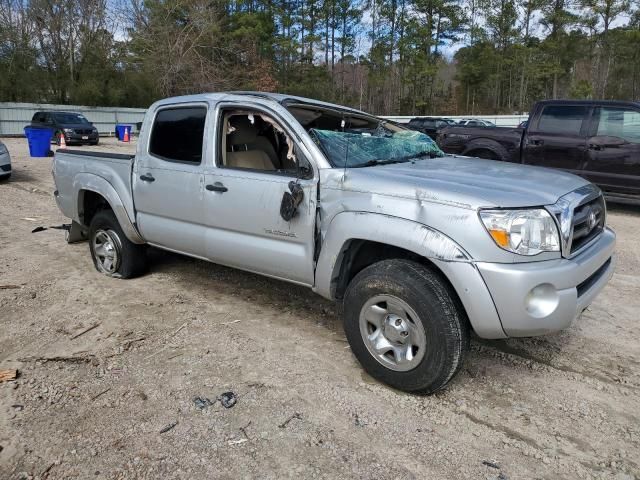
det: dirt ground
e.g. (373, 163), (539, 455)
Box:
(0, 137), (638, 480)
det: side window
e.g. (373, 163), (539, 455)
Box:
(32, 113), (41, 122)
(149, 106), (206, 163)
(537, 106), (587, 135)
(596, 107), (640, 144)
(220, 110), (311, 178)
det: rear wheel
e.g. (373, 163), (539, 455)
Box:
(343, 259), (469, 394)
(89, 210), (147, 278)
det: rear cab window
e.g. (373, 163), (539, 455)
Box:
(149, 106), (207, 164)
(537, 105), (587, 135)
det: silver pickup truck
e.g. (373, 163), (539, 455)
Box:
(53, 92), (616, 393)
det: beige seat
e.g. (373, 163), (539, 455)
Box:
(227, 149), (275, 170)
(226, 116), (277, 170)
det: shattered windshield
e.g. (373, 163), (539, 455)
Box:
(310, 128), (444, 168)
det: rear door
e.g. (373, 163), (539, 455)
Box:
(583, 105), (640, 195)
(133, 103), (211, 258)
(522, 104), (589, 175)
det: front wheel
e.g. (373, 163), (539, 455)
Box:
(89, 210), (147, 278)
(343, 259), (469, 394)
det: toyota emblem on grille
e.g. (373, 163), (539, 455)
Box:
(587, 209), (597, 231)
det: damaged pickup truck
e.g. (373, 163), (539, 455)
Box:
(52, 92), (616, 394)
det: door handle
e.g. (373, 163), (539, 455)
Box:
(140, 174), (155, 182)
(529, 139), (544, 146)
(206, 182), (228, 193)
(588, 143), (603, 151)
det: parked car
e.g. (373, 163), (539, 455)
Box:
(406, 117), (457, 139)
(52, 92), (615, 394)
(456, 118), (496, 127)
(31, 111), (99, 146)
(0, 140), (11, 180)
(437, 100), (640, 203)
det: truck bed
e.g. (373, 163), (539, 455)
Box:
(53, 148), (136, 227)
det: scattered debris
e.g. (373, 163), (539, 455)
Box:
(18, 355), (95, 364)
(193, 396), (214, 410)
(159, 421), (178, 434)
(11, 404), (24, 411)
(0, 369), (18, 382)
(70, 323), (101, 340)
(278, 412), (302, 429)
(0, 285), (22, 290)
(91, 388), (111, 401)
(167, 353), (183, 360)
(221, 319), (242, 326)
(219, 391), (237, 409)
(228, 438), (248, 446)
(353, 412), (367, 427)
(172, 322), (187, 336)
(121, 336), (146, 351)
(240, 421), (252, 440)
(31, 226), (47, 233)
(22, 217), (39, 222)
(498, 473), (509, 480)
(483, 460), (501, 469)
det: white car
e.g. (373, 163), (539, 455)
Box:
(0, 140), (11, 180)
(457, 119), (496, 127)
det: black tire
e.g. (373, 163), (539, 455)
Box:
(343, 259), (469, 394)
(89, 209), (147, 278)
(90, 139), (99, 146)
(0, 173), (10, 181)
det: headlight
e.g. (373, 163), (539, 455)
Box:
(63, 128), (74, 133)
(0, 143), (7, 154)
(479, 209), (560, 255)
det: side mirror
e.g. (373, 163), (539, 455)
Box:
(280, 181), (304, 221)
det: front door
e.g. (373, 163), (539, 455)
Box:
(523, 104), (589, 175)
(203, 106), (318, 285)
(134, 103), (211, 258)
(583, 106), (640, 196)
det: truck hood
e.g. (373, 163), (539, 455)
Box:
(341, 155), (590, 209)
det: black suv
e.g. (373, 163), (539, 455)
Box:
(31, 111), (99, 146)
(406, 117), (457, 140)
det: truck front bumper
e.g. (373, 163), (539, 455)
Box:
(476, 227), (616, 337)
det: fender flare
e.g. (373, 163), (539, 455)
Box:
(462, 138), (509, 161)
(313, 212), (506, 339)
(72, 173), (145, 244)
(314, 212), (469, 299)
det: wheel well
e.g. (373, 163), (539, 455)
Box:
(80, 190), (112, 227)
(332, 240), (447, 300)
(466, 148), (499, 160)
(462, 140), (507, 161)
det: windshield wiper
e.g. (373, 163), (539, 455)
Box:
(354, 158), (406, 168)
(397, 150), (442, 161)
(354, 150), (441, 168)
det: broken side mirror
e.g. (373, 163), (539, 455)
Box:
(280, 181), (304, 221)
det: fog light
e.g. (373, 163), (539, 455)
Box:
(525, 283), (559, 318)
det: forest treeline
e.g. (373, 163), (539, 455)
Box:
(1, 0), (639, 115)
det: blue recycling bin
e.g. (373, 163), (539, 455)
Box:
(115, 124), (132, 141)
(24, 126), (53, 157)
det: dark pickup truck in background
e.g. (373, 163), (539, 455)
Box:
(437, 100), (640, 202)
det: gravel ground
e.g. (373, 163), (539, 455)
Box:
(0, 137), (639, 480)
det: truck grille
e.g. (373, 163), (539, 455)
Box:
(570, 195), (605, 254)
